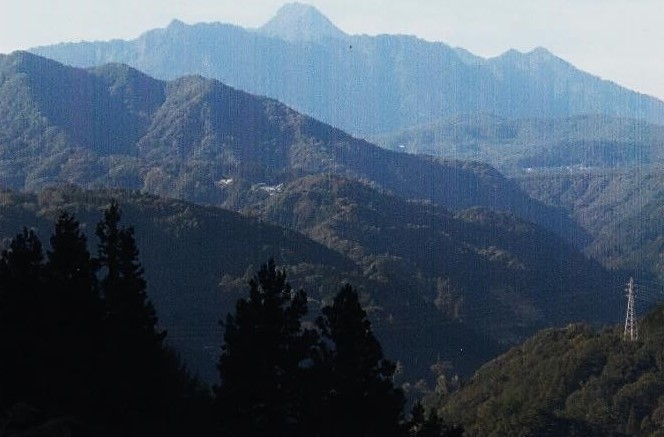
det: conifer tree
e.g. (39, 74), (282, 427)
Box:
(45, 213), (104, 414)
(0, 228), (46, 410)
(96, 200), (122, 301)
(96, 201), (166, 424)
(316, 284), (405, 437)
(0, 209), (206, 435)
(216, 259), (316, 436)
(96, 201), (164, 345)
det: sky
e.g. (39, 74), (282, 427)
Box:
(1, 0), (662, 100)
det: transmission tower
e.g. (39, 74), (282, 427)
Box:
(623, 277), (638, 341)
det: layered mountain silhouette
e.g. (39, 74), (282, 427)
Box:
(375, 114), (664, 174)
(0, 51), (585, 245)
(246, 174), (622, 346)
(29, 3), (664, 136)
(0, 51), (631, 383)
(518, 168), (664, 288)
(0, 181), (622, 383)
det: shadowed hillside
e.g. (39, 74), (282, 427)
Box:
(0, 51), (585, 245)
(247, 174), (624, 347)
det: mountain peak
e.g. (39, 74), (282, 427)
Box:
(258, 2), (347, 42)
(492, 46), (567, 68)
(168, 19), (187, 28)
(526, 46), (559, 61)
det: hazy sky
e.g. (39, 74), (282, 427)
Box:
(2, 0), (662, 100)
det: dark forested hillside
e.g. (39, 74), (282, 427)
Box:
(0, 184), (627, 386)
(517, 168), (664, 292)
(29, 3), (664, 136)
(247, 174), (623, 348)
(437, 304), (664, 436)
(0, 187), (361, 381)
(0, 47), (650, 411)
(3, 3), (662, 434)
(0, 187), (506, 384)
(0, 51), (584, 244)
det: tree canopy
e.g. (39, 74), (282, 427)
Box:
(216, 266), (412, 436)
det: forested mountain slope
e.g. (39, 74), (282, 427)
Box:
(247, 174), (623, 347)
(0, 187), (505, 382)
(0, 51), (584, 244)
(438, 304), (664, 436)
(375, 114), (664, 174)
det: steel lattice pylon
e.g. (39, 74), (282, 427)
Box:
(624, 277), (638, 341)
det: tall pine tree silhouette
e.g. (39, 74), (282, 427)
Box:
(0, 229), (46, 410)
(96, 201), (166, 426)
(45, 213), (104, 415)
(216, 259), (317, 436)
(316, 284), (405, 437)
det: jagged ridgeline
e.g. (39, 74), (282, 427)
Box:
(437, 304), (664, 436)
(29, 3), (664, 137)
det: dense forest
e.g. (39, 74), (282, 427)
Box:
(3, 6), (664, 433)
(0, 204), (461, 436)
(4, 202), (663, 436)
(434, 306), (664, 436)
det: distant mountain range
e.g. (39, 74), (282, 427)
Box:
(0, 50), (633, 384)
(29, 3), (664, 137)
(1, 4), (661, 425)
(0, 51), (585, 245)
(518, 168), (664, 287)
(374, 114), (664, 174)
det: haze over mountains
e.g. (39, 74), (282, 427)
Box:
(374, 114), (664, 174)
(1, 3), (663, 433)
(30, 3), (664, 137)
(0, 49), (633, 384)
(0, 51), (585, 244)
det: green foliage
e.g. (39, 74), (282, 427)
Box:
(217, 266), (409, 437)
(249, 174), (621, 375)
(216, 259), (317, 436)
(407, 401), (464, 437)
(0, 207), (212, 435)
(518, 168), (664, 291)
(0, 186), (362, 378)
(437, 312), (664, 436)
(0, 51), (581, 248)
(315, 284), (405, 437)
